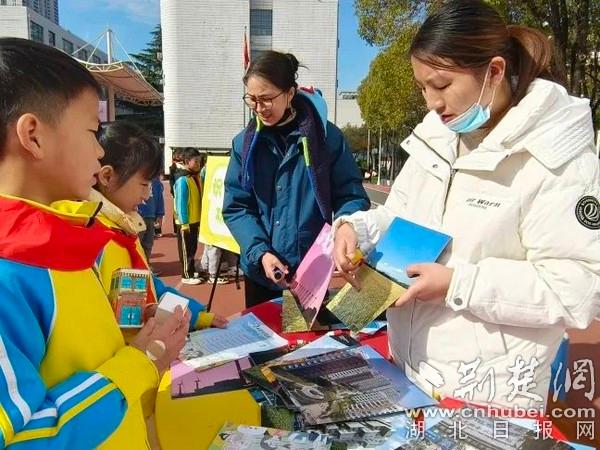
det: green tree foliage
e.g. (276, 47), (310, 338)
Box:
(354, 0), (600, 127)
(120, 25), (164, 138)
(341, 125), (369, 153)
(357, 27), (425, 133)
(130, 25), (163, 92)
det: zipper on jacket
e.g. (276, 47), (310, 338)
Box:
(411, 132), (458, 215)
(404, 132), (458, 373)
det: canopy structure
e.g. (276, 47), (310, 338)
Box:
(78, 60), (162, 106)
(75, 29), (162, 119)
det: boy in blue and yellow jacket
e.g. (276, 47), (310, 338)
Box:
(0, 38), (189, 449)
(173, 148), (203, 284)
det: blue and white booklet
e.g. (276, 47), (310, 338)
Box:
(366, 217), (452, 287)
(328, 217), (451, 331)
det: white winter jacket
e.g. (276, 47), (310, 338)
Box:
(341, 79), (600, 408)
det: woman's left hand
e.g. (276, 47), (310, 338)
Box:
(394, 263), (453, 307)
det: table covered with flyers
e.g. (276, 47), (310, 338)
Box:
(153, 299), (590, 450)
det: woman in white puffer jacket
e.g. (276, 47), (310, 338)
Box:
(333, 0), (600, 410)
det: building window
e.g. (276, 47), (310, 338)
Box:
(79, 48), (88, 60)
(48, 30), (55, 47)
(250, 49), (263, 62)
(62, 38), (73, 54)
(30, 21), (43, 43)
(92, 55), (101, 64)
(250, 9), (272, 36)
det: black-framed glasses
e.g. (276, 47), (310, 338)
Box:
(242, 90), (285, 110)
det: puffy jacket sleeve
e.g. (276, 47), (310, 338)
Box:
(446, 152), (600, 329)
(329, 126), (370, 219)
(0, 295), (158, 449)
(152, 276), (209, 331)
(223, 138), (272, 277)
(174, 177), (190, 227)
(333, 156), (416, 255)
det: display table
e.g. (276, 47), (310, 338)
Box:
(154, 302), (581, 449)
(154, 300), (390, 449)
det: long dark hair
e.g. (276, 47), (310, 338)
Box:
(243, 50), (302, 91)
(410, 0), (562, 105)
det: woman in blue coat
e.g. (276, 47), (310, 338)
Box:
(224, 50), (370, 307)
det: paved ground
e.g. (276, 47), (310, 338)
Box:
(151, 181), (600, 446)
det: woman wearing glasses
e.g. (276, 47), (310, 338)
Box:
(224, 50), (370, 307)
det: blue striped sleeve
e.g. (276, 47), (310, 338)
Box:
(153, 276), (206, 331)
(0, 335), (125, 449)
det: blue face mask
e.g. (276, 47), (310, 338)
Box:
(445, 66), (497, 134)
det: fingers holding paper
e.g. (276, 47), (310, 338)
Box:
(394, 263), (453, 307)
(333, 222), (362, 290)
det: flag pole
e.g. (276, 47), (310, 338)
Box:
(243, 26), (249, 128)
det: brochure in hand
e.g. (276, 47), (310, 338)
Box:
(328, 217), (451, 331)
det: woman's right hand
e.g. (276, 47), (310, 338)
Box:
(333, 222), (361, 290)
(130, 306), (191, 374)
(261, 252), (289, 288)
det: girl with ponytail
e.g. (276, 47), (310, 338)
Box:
(334, 0), (600, 409)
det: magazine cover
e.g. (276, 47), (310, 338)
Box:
(327, 217), (451, 331)
(366, 217), (451, 287)
(308, 412), (415, 449)
(286, 223), (335, 330)
(267, 349), (411, 425)
(171, 356), (253, 399)
(208, 422), (332, 449)
(326, 265), (405, 331)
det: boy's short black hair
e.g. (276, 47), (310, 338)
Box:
(180, 147), (201, 163)
(0, 37), (101, 156)
(97, 122), (162, 186)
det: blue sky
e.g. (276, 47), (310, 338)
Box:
(60, 0), (379, 91)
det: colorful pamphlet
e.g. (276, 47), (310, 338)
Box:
(170, 356), (253, 399)
(327, 217), (451, 331)
(209, 422), (332, 449)
(366, 217), (451, 287)
(284, 223), (335, 331)
(263, 347), (435, 425)
(179, 313), (288, 370)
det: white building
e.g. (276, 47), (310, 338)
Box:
(160, 0), (339, 157)
(0, 0), (107, 63)
(336, 91), (363, 128)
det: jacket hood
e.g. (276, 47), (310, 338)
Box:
(297, 87), (328, 136)
(412, 79), (594, 171)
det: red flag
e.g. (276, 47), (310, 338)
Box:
(243, 30), (250, 70)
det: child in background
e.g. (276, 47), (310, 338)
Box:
(138, 176), (165, 267)
(174, 148), (204, 284)
(93, 121), (228, 330)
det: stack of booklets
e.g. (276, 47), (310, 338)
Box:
(209, 422), (333, 449)
(327, 217), (451, 331)
(243, 339), (436, 427)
